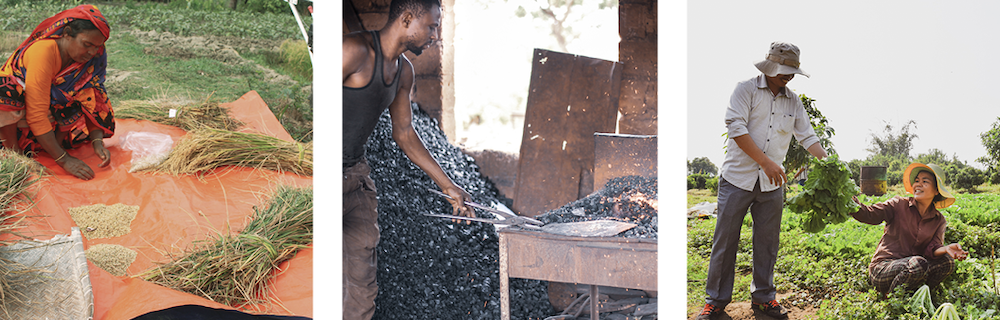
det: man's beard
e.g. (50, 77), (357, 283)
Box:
(406, 42), (424, 56)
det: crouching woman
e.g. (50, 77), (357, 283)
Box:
(852, 163), (969, 295)
(0, 4), (115, 180)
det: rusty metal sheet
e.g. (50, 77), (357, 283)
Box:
(500, 229), (656, 291)
(513, 49), (623, 217)
(593, 133), (657, 189)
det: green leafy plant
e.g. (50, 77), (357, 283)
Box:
(786, 154), (861, 233)
(687, 173), (712, 190)
(784, 94), (838, 174)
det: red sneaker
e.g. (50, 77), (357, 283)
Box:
(696, 303), (722, 320)
(752, 300), (789, 319)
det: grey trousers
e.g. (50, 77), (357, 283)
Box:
(343, 159), (379, 320)
(705, 177), (784, 307)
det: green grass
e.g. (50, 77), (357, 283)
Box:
(0, 2), (310, 40)
(0, 2), (312, 142)
(687, 189), (716, 208)
(687, 184), (1000, 318)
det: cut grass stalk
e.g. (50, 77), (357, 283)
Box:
(139, 186), (312, 309)
(0, 148), (44, 242)
(143, 127), (312, 176)
(0, 148), (47, 312)
(115, 100), (244, 132)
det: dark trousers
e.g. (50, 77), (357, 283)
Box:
(343, 159), (379, 320)
(870, 254), (955, 294)
(705, 177), (784, 307)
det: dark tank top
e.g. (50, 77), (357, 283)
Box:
(343, 30), (403, 167)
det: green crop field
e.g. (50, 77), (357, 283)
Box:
(687, 185), (1000, 319)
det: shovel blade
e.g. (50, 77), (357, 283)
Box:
(540, 220), (637, 237)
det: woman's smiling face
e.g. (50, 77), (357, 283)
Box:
(912, 171), (939, 203)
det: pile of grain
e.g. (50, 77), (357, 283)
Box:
(68, 204), (139, 239)
(85, 244), (137, 276)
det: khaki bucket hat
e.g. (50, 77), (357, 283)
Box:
(903, 163), (956, 209)
(754, 42), (810, 78)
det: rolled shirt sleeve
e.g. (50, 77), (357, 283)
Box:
(793, 102), (820, 150)
(851, 196), (896, 225)
(724, 80), (753, 140)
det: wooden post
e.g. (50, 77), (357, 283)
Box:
(441, 0), (456, 142)
(499, 231), (510, 320)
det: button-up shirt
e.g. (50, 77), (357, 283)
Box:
(852, 196), (947, 269)
(721, 75), (820, 192)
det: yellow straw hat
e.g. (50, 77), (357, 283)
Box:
(903, 163), (956, 209)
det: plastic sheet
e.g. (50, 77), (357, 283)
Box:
(3, 91), (312, 320)
(120, 131), (174, 172)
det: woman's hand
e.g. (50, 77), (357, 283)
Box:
(92, 139), (111, 167)
(944, 243), (969, 261)
(56, 153), (95, 180)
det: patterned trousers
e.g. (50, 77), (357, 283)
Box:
(870, 254), (955, 294)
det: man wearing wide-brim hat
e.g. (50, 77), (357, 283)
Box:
(851, 163), (968, 297)
(698, 42), (827, 320)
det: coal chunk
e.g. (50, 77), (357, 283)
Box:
(534, 175), (658, 239)
(365, 103), (553, 319)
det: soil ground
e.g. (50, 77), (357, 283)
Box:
(688, 293), (818, 320)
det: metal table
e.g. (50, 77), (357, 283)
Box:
(498, 227), (657, 320)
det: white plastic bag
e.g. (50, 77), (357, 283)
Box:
(120, 131), (174, 173)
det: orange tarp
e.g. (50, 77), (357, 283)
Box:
(10, 91), (312, 320)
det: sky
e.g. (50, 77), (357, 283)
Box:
(687, 1), (1000, 171)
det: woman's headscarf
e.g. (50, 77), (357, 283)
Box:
(7, 4), (111, 110)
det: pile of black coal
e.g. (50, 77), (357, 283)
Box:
(534, 176), (658, 239)
(365, 103), (554, 319)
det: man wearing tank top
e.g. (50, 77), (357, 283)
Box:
(342, 0), (473, 318)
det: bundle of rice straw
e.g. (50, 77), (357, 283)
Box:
(0, 149), (45, 310)
(115, 101), (243, 131)
(143, 127), (312, 176)
(0, 149), (44, 242)
(140, 186), (312, 308)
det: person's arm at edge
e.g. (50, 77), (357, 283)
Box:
(850, 196), (893, 225)
(388, 58), (473, 219)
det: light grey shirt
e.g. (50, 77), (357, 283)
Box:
(721, 75), (820, 192)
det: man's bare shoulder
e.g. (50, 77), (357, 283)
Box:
(343, 32), (372, 52)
